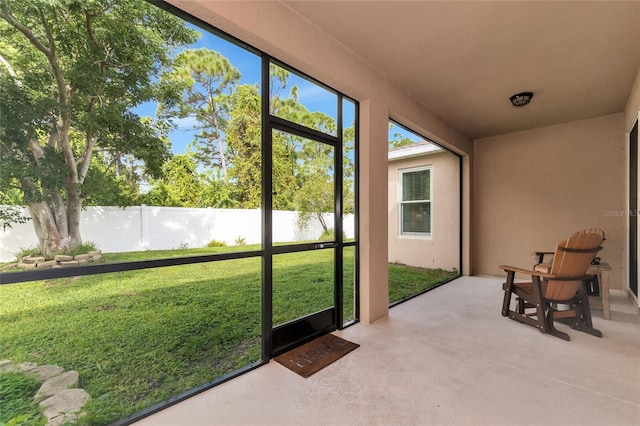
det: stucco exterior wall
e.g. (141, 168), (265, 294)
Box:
(473, 113), (626, 289)
(388, 152), (460, 271)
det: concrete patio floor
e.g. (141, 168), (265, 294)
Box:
(135, 276), (640, 426)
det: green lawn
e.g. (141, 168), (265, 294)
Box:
(0, 246), (456, 425)
(0, 371), (46, 425)
(389, 262), (458, 303)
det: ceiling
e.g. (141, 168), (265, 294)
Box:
(283, 1), (640, 139)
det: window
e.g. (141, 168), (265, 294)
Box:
(400, 167), (431, 236)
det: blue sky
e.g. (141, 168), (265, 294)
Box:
(134, 20), (418, 155)
(134, 22), (356, 155)
(389, 121), (426, 145)
(134, 23), (260, 154)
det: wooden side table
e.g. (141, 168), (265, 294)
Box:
(586, 262), (612, 320)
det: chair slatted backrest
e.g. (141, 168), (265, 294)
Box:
(545, 229), (604, 301)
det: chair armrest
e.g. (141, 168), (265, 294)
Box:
(499, 264), (554, 279)
(534, 251), (554, 264)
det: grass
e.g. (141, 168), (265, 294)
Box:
(0, 372), (46, 425)
(389, 263), (458, 303)
(0, 246), (456, 425)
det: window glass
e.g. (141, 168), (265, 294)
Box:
(271, 129), (335, 244)
(272, 250), (334, 326)
(343, 98), (357, 239)
(269, 62), (338, 136)
(342, 245), (357, 325)
(401, 168), (431, 235)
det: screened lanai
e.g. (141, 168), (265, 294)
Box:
(1, 1), (639, 425)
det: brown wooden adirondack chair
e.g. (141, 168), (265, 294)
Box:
(500, 229), (604, 341)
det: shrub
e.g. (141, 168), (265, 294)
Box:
(234, 236), (246, 246)
(16, 242), (100, 261)
(206, 239), (227, 248)
(15, 245), (43, 259)
(318, 228), (347, 242)
(62, 241), (99, 257)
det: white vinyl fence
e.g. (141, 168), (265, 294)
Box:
(0, 206), (355, 262)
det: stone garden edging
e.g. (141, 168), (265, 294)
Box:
(0, 359), (90, 425)
(15, 250), (102, 270)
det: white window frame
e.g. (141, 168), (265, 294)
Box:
(399, 165), (432, 237)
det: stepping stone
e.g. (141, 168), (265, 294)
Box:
(28, 365), (65, 381)
(0, 361), (37, 374)
(35, 370), (79, 402)
(40, 388), (90, 426)
(1, 360), (91, 425)
(18, 362), (38, 372)
(0, 362), (16, 373)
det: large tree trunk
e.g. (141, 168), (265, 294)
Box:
(66, 186), (83, 248)
(22, 177), (79, 256)
(47, 188), (68, 242)
(21, 171), (83, 257)
(27, 202), (64, 256)
(27, 195), (80, 257)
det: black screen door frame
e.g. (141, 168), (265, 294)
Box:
(261, 57), (347, 358)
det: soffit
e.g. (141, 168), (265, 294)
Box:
(283, 1), (640, 139)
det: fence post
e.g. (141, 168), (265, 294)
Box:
(140, 204), (149, 250)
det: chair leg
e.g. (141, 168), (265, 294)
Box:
(505, 276), (550, 335)
(545, 307), (571, 341)
(502, 272), (565, 338)
(571, 283), (603, 338)
(502, 271), (515, 317)
(578, 281), (594, 328)
(531, 276), (549, 334)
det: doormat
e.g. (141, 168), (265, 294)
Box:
(274, 333), (359, 378)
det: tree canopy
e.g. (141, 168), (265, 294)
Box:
(0, 0), (356, 253)
(160, 48), (241, 178)
(0, 0), (198, 254)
